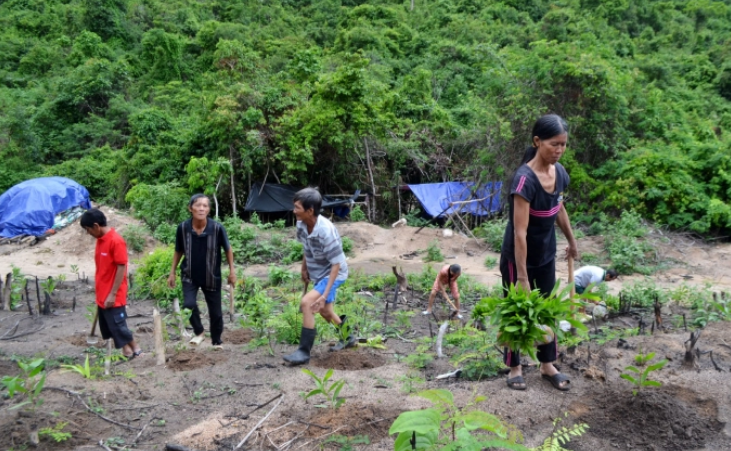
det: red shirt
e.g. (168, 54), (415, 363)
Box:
(94, 228), (128, 308)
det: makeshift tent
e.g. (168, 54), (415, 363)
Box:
(244, 183), (361, 216)
(406, 182), (502, 217)
(0, 177), (91, 238)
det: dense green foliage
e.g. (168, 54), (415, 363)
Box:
(1, 0), (731, 234)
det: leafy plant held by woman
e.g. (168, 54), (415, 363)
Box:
(473, 283), (589, 361)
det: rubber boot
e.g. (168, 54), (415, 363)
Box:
(330, 315), (356, 352)
(283, 327), (316, 365)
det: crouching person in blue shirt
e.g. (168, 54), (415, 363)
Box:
(283, 188), (354, 365)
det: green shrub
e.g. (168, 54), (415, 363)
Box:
(132, 246), (179, 308)
(602, 211), (656, 275)
(267, 297), (303, 344)
(403, 208), (432, 228)
(407, 265), (438, 294)
(282, 240), (304, 264)
(268, 265), (297, 286)
(484, 255), (497, 269)
(152, 222), (177, 245)
(474, 219), (507, 252)
(425, 240), (443, 262)
(125, 183), (189, 231)
(342, 236), (354, 256)
(620, 278), (666, 308)
(349, 205), (367, 222)
(121, 224), (149, 253)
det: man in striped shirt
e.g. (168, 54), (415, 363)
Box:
(283, 188), (354, 365)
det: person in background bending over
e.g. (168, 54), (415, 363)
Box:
(574, 265), (618, 299)
(422, 264), (463, 319)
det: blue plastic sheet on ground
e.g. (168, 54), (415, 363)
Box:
(407, 182), (502, 218)
(0, 177), (91, 237)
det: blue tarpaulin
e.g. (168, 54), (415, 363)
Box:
(407, 182), (502, 218)
(0, 177), (91, 238)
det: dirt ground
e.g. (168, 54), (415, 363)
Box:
(1, 214), (731, 450)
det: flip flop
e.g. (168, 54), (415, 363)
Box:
(507, 375), (527, 391)
(189, 335), (205, 345)
(542, 373), (571, 391)
(117, 350), (143, 365)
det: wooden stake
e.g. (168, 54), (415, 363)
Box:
(105, 337), (112, 376)
(2, 273), (11, 311)
(568, 255), (576, 298)
(34, 277), (41, 314)
(229, 284), (235, 323)
(24, 279), (32, 313)
(153, 308), (165, 365)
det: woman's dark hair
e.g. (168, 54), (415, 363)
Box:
(80, 208), (107, 228)
(188, 193), (210, 208)
(447, 264), (461, 285)
(294, 188), (322, 216)
(519, 114), (569, 164)
(606, 269), (619, 279)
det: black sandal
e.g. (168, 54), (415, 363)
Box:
(507, 375), (527, 391)
(542, 373), (571, 391)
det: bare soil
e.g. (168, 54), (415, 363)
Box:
(1, 218), (731, 450)
(310, 348), (388, 370)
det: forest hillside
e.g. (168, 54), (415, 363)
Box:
(1, 0), (731, 234)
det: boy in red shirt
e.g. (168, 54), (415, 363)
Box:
(80, 208), (142, 360)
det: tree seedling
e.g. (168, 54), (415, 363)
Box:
(620, 352), (668, 396)
(301, 368), (346, 410)
(61, 354), (95, 379)
(39, 422), (72, 443)
(389, 389), (527, 451)
(1, 358), (46, 410)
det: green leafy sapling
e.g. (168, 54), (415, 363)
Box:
(620, 351), (668, 396)
(61, 354), (95, 379)
(39, 422), (72, 443)
(389, 389), (526, 451)
(301, 368), (346, 410)
(473, 282), (591, 361)
(1, 358), (46, 410)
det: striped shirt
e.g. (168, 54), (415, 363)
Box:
(501, 162), (570, 268)
(296, 215), (348, 283)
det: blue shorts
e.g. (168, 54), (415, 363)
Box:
(313, 278), (345, 304)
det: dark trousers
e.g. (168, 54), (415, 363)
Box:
(182, 282), (223, 345)
(499, 257), (558, 367)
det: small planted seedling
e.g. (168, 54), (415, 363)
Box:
(61, 354), (95, 380)
(362, 335), (387, 350)
(39, 422), (72, 443)
(1, 358), (46, 410)
(301, 368), (346, 410)
(389, 389), (528, 451)
(620, 351), (668, 396)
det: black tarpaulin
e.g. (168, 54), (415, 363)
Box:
(244, 183), (360, 213)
